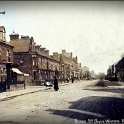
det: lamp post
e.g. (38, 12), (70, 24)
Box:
(55, 66), (59, 81)
(61, 64), (65, 82)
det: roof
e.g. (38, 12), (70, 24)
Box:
(48, 56), (60, 63)
(115, 57), (124, 69)
(0, 26), (6, 32)
(61, 55), (74, 65)
(0, 41), (13, 48)
(10, 39), (31, 52)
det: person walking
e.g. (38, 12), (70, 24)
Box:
(71, 76), (74, 83)
(53, 76), (59, 91)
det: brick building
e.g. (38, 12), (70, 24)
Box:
(10, 33), (60, 85)
(0, 26), (13, 92)
(51, 50), (82, 81)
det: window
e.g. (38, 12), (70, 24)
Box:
(6, 50), (11, 62)
(32, 60), (35, 66)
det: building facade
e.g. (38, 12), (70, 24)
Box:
(10, 33), (60, 85)
(106, 59), (123, 81)
(51, 50), (82, 82)
(0, 26), (13, 92)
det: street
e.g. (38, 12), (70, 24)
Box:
(1, 2), (124, 124)
(0, 80), (124, 124)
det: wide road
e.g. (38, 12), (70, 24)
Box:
(0, 80), (124, 124)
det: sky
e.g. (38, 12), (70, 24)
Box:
(0, 1), (124, 74)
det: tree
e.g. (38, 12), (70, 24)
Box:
(96, 72), (105, 80)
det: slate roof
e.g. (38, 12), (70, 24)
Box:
(0, 41), (13, 48)
(61, 55), (74, 65)
(115, 57), (124, 69)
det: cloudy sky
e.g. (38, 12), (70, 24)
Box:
(0, 1), (124, 74)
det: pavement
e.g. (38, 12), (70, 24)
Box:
(0, 82), (70, 102)
(0, 86), (44, 102)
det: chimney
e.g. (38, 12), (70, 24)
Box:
(70, 52), (72, 58)
(45, 50), (49, 56)
(73, 56), (78, 63)
(21, 35), (29, 40)
(53, 52), (58, 56)
(10, 33), (19, 40)
(30, 36), (34, 43)
(62, 49), (66, 54)
(75, 56), (78, 62)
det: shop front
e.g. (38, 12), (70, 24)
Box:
(11, 67), (29, 90)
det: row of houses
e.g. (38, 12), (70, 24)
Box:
(106, 57), (124, 81)
(0, 26), (83, 91)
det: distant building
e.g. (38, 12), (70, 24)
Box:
(114, 57), (124, 81)
(51, 50), (82, 81)
(106, 59), (122, 81)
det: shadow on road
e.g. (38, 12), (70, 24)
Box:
(46, 96), (124, 121)
(83, 87), (124, 94)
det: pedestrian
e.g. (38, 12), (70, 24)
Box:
(66, 78), (69, 83)
(53, 76), (59, 91)
(71, 76), (74, 83)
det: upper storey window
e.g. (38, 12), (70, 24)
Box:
(0, 26), (6, 42)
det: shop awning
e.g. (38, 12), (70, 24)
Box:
(23, 73), (29, 77)
(12, 68), (24, 75)
(12, 68), (30, 76)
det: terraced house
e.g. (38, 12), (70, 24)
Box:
(51, 50), (82, 82)
(10, 33), (60, 85)
(0, 26), (13, 92)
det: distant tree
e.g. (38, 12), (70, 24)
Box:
(90, 70), (96, 79)
(96, 73), (105, 80)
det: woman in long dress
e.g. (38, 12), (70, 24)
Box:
(53, 76), (59, 91)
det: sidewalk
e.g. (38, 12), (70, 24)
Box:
(0, 86), (45, 102)
(0, 82), (70, 102)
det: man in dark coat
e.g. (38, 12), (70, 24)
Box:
(71, 76), (74, 83)
(53, 76), (59, 91)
